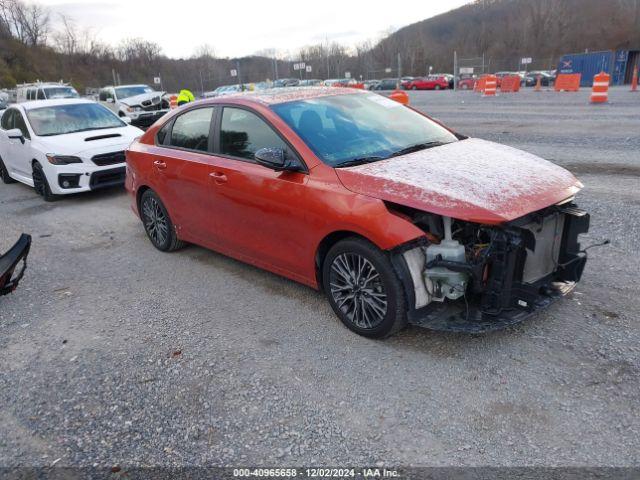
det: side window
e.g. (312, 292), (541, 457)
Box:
(26, 89), (33, 100)
(220, 107), (287, 161)
(99, 89), (107, 101)
(1, 109), (14, 130)
(13, 111), (30, 139)
(156, 121), (171, 145)
(37, 89), (46, 100)
(168, 107), (213, 152)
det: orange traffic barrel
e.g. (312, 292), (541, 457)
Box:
(483, 75), (497, 96)
(590, 72), (610, 104)
(631, 66), (638, 92)
(389, 89), (409, 105)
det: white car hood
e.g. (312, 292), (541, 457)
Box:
(119, 91), (165, 107)
(35, 126), (142, 158)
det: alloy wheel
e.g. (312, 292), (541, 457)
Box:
(329, 253), (388, 329)
(142, 196), (169, 247)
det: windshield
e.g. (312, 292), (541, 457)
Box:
(115, 86), (154, 99)
(271, 93), (458, 167)
(26, 103), (125, 136)
(44, 87), (79, 99)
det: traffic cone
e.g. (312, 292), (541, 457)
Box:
(534, 75), (542, 92)
(631, 66), (638, 92)
(389, 89), (409, 105)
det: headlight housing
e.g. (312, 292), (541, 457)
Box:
(46, 154), (83, 165)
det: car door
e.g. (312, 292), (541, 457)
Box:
(0, 109), (15, 170)
(1, 108), (32, 178)
(152, 106), (219, 243)
(8, 109), (34, 178)
(206, 105), (310, 277)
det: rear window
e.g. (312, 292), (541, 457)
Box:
(169, 107), (213, 152)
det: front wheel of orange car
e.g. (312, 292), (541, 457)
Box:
(323, 238), (407, 338)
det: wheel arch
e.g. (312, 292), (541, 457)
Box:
(314, 230), (380, 292)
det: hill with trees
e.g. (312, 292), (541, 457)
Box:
(1, 0), (638, 93)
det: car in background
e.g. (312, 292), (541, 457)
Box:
(16, 82), (79, 103)
(274, 78), (299, 88)
(299, 79), (323, 86)
(433, 73), (455, 89)
(0, 99), (143, 201)
(99, 84), (170, 128)
(524, 71), (554, 87)
(364, 79), (381, 90)
(404, 76), (449, 90)
(457, 75), (477, 90)
(126, 88), (589, 338)
(373, 78), (399, 90)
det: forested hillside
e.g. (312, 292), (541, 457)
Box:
(1, 0), (638, 93)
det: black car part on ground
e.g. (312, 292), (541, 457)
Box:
(0, 234), (31, 296)
(390, 204), (590, 333)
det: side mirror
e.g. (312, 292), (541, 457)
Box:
(122, 116), (132, 124)
(255, 147), (287, 170)
(106, 97), (115, 103)
(6, 128), (24, 144)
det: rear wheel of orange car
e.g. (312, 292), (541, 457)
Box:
(140, 189), (184, 252)
(322, 238), (407, 338)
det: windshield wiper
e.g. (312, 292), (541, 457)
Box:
(335, 156), (387, 168)
(389, 141), (447, 158)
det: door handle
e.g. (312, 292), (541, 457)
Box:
(209, 171), (227, 183)
(153, 160), (167, 170)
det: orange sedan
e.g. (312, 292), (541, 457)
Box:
(126, 88), (589, 337)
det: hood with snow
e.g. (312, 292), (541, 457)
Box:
(335, 138), (582, 224)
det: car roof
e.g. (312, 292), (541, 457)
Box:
(19, 98), (95, 110)
(204, 86), (366, 106)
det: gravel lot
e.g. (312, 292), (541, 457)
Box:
(1, 87), (639, 470)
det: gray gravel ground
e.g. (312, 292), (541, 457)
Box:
(0, 87), (639, 470)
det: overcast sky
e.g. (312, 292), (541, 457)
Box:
(37, 0), (471, 58)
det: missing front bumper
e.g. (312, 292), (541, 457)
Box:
(390, 204), (590, 333)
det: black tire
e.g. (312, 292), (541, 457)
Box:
(32, 161), (57, 202)
(139, 189), (184, 252)
(322, 237), (407, 338)
(0, 156), (16, 184)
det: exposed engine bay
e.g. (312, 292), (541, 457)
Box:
(390, 202), (590, 332)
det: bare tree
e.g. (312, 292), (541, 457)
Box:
(0, 0), (49, 45)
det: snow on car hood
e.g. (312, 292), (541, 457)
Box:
(335, 138), (582, 224)
(119, 91), (164, 107)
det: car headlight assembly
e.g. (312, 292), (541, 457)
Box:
(46, 154), (83, 165)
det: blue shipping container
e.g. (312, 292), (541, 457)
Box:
(557, 51), (614, 87)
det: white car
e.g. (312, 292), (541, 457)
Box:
(98, 84), (170, 129)
(0, 99), (143, 201)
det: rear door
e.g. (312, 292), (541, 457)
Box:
(151, 106), (219, 243)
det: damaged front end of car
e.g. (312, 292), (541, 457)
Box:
(0, 234), (31, 297)
(388, 203), (590, 333)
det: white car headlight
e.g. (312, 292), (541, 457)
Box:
(46, 154), (83, 165)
